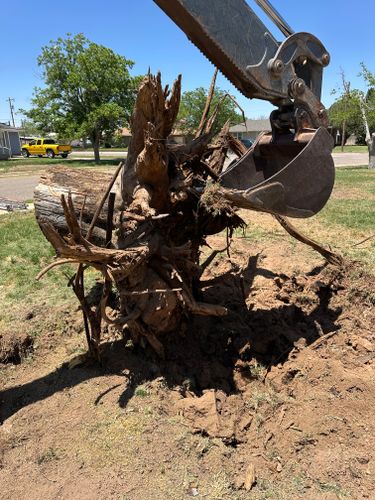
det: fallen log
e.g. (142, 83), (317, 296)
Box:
(34, 167), (116, 245)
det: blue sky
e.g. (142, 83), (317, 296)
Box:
(1, 0), (374, 125)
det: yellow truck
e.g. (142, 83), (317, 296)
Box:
(21, 138), (72, 159)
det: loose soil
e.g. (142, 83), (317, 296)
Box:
(1, 233), (374, 500)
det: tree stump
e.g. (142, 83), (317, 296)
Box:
(34, 73), (243, 358)
(34, 72), (343, 359)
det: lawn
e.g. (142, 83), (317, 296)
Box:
(0, 158), (121, 176)
(235, 166), (375, 271)
(73, 147), (128, 152)
(319, 166), (375, 231)
(333, 145), (368, 153)
(0, 212), (99, 350)
(0, 213), (73, 309)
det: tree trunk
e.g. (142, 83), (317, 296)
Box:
(341, 120), (346, 152)
(369, 133), (375, 170)
(359, 97), (374, 170)
(92, 130), (101, 164)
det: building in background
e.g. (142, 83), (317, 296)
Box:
(0, 123), (21, 159)
(118, 127), (132, 148)
(229, 118), (271, 142)
(118, 126), (191, 147)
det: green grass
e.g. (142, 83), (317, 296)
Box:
(0, 213), (68, 303)
(318, 198), (375, 232)
(0, 158), (121, 175)
(134, 387), (149, 398)
(0, 212), (100, 343)
(0, 213), (55, 271)
(237, 166), (375, 272)
(317, 167), (375, 232)
(333, 145), (368, 153)
(302, 166), (375, 270)
(335, 166), (375, 191)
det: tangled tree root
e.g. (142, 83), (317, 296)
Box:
(34, 72), (343, 360)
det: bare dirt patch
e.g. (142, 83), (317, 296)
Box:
(1, 235), (374, 499)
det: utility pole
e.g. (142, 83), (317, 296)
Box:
(7, 97), (15, 128)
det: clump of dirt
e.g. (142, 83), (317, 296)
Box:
(0, 331), (33, 364)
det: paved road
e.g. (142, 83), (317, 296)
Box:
(332, 152), (368, 167)
(70, 150), (127, 158)
(0, 176), (41, 202)
(0, 152), (369, 204)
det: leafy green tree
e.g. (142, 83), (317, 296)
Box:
(329, 93), (362, 142)
(329, 64), (375, 167)
(329, 71), (360, 150)
(22, 34), (141, 162)
(358, 64), (375, 168)
(20, 119), (43, 137)
(177, 87), (243, 135)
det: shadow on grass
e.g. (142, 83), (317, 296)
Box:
(337, 165), (368, 171)
(0, 258), (342, 424)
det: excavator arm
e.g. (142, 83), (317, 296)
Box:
(153, 0), (335, 218)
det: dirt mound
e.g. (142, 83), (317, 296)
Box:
(1, 242), (374, 499)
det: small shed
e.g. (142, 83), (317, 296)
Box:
(0, 123), (22, 159)
(229, 118), (271, 142)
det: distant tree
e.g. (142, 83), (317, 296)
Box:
(329, 70), (358, 151)
(21, 34), (141, 163)
(177, 86), (243, 135)
(358, 64), (375, 169)
(329, 65), (375, 167)
(20, 119), (43, 137)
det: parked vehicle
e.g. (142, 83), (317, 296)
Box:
(240, 138), (253, 149)
(21, 138), (72, 159)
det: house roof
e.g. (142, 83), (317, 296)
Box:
(229, 118), (271, 133)
(0, 122), (21, 131)
(119, 127), (187, 137)
(119, 127), (131, 137)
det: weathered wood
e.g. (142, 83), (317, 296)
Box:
(208, 120), (230, 175)
(227, 135), (248, 157)
(195, 68), (218, 138)
(34, 73), (236, 358)
(34, 167), (115, 245)
(121, 72), (182, 210)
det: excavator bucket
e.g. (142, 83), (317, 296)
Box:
(152, 0), (335, 218)
(220, 127), (335, 218)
